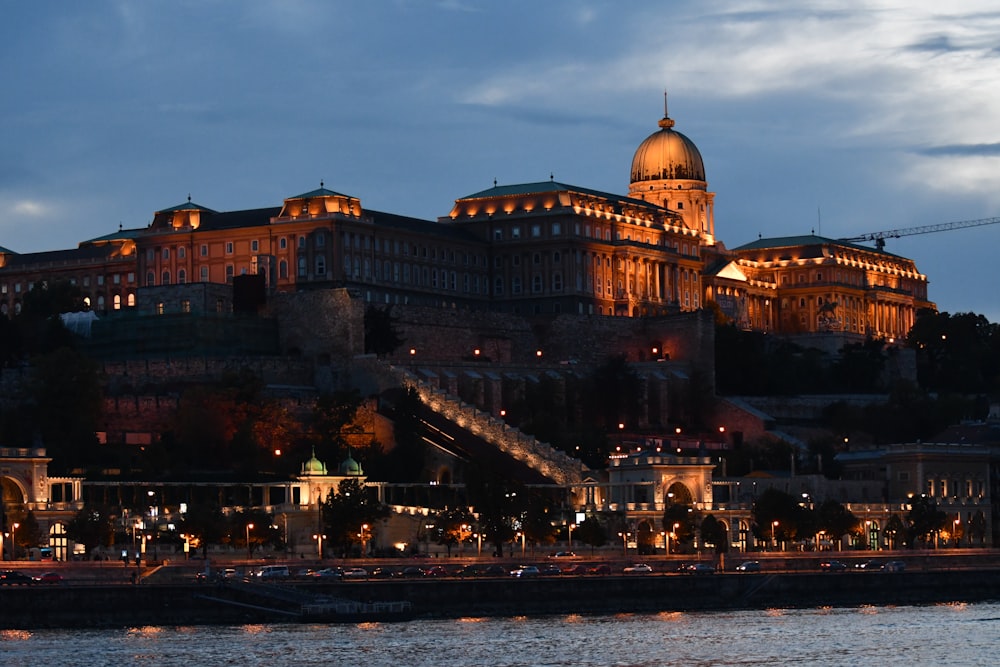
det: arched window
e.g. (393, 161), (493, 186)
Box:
(297, 257), (307, 277)
(279, 260), (288, 279)
(177, 269), (186, 284)
(161, 271), (170, 285)
(127, 293), (135, 307)
(146, 272), (155, 286)
(315, 256), (326, 276)
(113, 294), (122, 310)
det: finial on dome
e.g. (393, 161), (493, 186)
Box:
(659, 89), (676, 129)
(320, 179), (324, 188)
(187, 193), (192, 202)
(493, 178), (497, 187)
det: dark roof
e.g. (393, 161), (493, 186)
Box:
(368, 209), (480, 243)
(0, 244), (118, 270)
(458, 180), (674, 215)
(190, 207), (281, 232)
(732, 234), (901, 257)
(0, 245), (16, 254)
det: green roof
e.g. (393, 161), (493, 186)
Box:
(81, 227), (146, 245)
(732, 234), (894, 256)
(290, 186), (356, 200)
(156, 200), (217, 214)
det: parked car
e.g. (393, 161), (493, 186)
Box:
(548, 551), (577, 559)
(539, 564), (563, 576)
(562, 564), (588, 575)
(256, 565), (290, 580)
(33, 572), (64, 584)
(623, 563), (654, 574)
(685, 563), (716, 574)
(735, 561), (761, 573)
(588, 563), (612, 575)
(819, 560), (847, 572)
(423, 566), (449, 578)
(0, 571), (36, 586)
(510, 565), (540, 578)
(483, 565), (508, 577)
(854, 560), (883, 570)
(310, 567), (343, 579)
(882, 561), (906, 573)
(397, 566), (426, 578)
(341, 567), (369, 580)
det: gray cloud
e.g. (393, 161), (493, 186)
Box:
(917, 144), (1000, 157)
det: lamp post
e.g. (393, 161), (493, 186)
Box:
(11, 522), (18, 561)
(246, 523), (254, 561)
(475, 531), (483, 556)
(772, 520), (779, 551)
(360, 523), (369, 557)
(313, 533), (325, 559)
(618, 531), (629, 557)
(954, 518), (961, 547)
(568, 523), (575, 549)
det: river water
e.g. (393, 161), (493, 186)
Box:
(2, 602), (997, 666)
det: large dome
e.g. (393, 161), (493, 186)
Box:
(630, 115), (706, 185)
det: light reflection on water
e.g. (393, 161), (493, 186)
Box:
(1, 602), (998, 667)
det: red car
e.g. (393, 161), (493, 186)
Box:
(34, 572), (64, 584)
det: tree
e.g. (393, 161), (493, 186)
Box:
(67, 507), (114, 556)
(907, 496), (949, 548)
(700, 514), (729, 569)
(752, 488), (815, 548)
(364, 305), (404, 358)
(884, 514), (906, 550)
(663, 503), (695, 552)
(430, 506), (475, 557)
(320, 478), (390, 557)
(815, 500), (859, 548)
(180, 503), (229, 559)
(574, 516), (608, 556)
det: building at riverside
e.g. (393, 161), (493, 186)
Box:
(1, 102), (975, 561)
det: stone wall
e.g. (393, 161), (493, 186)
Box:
(266, 288), (365, 361)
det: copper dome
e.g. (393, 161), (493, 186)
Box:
(630, 115), (706, 185)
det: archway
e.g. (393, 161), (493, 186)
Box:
(664, 482), (692, 506)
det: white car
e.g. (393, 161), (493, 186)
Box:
(341, 567), (369, 579)
(623, 563), (653, 574)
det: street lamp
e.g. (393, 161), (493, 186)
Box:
(568, 523), (575, 549)
(11, 522), (18, 561)
(313, 533), (325, 559)
(246, 523), (254, 561)
(360, 523), (369, 557)
(954, 518), (961, 547)
(474, 531), (483, 556)
(772, 521), (779, 550)
(618, 531), (629, 557)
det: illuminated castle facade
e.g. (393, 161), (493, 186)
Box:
(0, 104), (934, 342)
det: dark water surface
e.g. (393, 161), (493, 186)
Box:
(2, 601), (997, 666)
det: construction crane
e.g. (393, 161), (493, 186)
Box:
(839, 216), (1000, 251)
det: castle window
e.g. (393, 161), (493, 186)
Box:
(552, 222), (561, 235)
(279, 237), (287, 250)
(201, 266), (209, 281)
(201, 244), (208, 257)
(279, 260), (288, 279)
(178, 269), (186, 284)
(494, 228), (503, 240)
(97, 295), (105, 310)
(512, 277), (522, 294)
(533, 253), (541, 265)
(494, 277), (504, 295)
(511, 226), (521, 239)
(226, 242), (234, 255)
(531, 224), (541, 238)
(553, 251), (561, 264)
(298, 236), (306, 249)
(677, 202), (684, 210)
(179, 247), (186, 259)
(532, 275), (543, 293)
(145, 272), (154, 286)
(162, 248), (170, 260)
(552, 272), (563, 291)
(315, 256), (326, 276)
(317, 233), (325, 248)
(114, 295), (121, 310)
(251, 240), (259, 252)
(298, 257), (307, 277)
(226, 264), (234, 283)
(182, 300), (191, 313)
